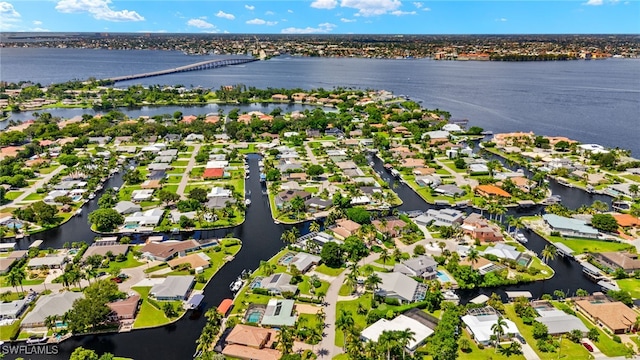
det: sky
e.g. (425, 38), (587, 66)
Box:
(1, 0), (639, 34)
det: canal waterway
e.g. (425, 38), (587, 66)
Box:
(10, 151), (607, 360)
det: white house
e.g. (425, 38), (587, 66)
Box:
(207, 187), (233, 198)
(124, 208), (164, 228)
(461, 307), (520, 346)
(361, 315), (434, 351)
(131, 189), (155, 202)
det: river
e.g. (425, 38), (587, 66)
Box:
(1, 48), (639, 156)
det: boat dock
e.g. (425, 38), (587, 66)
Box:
(552, 242), (575, 259)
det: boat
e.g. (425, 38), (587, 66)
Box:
(369, 162), (375, 166)
(612, 200), (632, 212)
(481, 130), (493, 135)
(229, 277), (244, 293)
(113, 186), (119, 191)
(514, 233), (528, 244)
(75, 208), (83, 216)
(245, 199), (251, 206)
(597, 279), (620, 292)
(26, 334), (48, 344)
(88, 193), (95, 199)
(390, 169), (401, 178)
(442, 290), (460, 304)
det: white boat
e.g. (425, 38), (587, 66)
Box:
(113, 187), (119, 191)
(443, 290), (460, 303)
(75, 208), (83, 216)
(514, 233), (528, 244)
(229, 277), (244, 293)
(26, 334), (48, 344)
(245, 199), (251, 206)
(88, 193), (95, 199)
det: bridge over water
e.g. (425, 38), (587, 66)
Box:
(106, 58), (257, 83)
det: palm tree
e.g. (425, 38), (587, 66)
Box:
(506, 215), (516, 233)
(281, 229), (297, 245)
(309, 221), (320, 233)
(397, 328), (416, 360)
(6, 270), (22, 292)
(467, 248), (480, 267)
(629, 184), (639, 199)
(85, 266), (98, 284)
(491, 316), (507, 353)
(259, 260), (274, 276)
(493, 203), (506, 223)
(9, 267), (25, 293)
(308, 328), (323, 353)
(276, 326), (294, 355)
(378, 330), (399, 360)
(379, 248), (390, 265)
(314, 308), (325, 325)
(364, 273), (382, 292)
(540, 245), (557, 264)
(45, 315), (58, 334)
(343, 271), (358, 295)
(336, 309), (354, 350)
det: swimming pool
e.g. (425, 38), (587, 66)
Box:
(246, 310), (263, 323)
(436, 270), (452, 282)
(250, 277), (263, 289)
(72, 195), (82, 202)
(124, 223), (139, 229)
(279, 252), (296, 265)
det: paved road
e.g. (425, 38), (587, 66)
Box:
(433, 158), (478, 188)
(0, 165), (67, 211)
(176, 144), (201, 199)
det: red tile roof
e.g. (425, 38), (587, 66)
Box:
(203, 168), (224, 179)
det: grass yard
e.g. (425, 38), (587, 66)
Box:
(170, 160), (190, 167)
(298, 278), (329, 297)
(5, 191), (23, 200)
(572, 311), (633, 357)
(616, 278), (640, 298)
(100, 251), (144, 273)
(23, 192), (44, 201)
(335, 293), (372, 347)
(545, 234), (634, 254)
(132, 286), (172, 328)
(163, 185), (179, 194)
(165, 175), (182, 184)
(338, 284), (352, 296)
(314, 264), (345, 277)
(458, 329), (524, 360)
(504, 304), (592, 360)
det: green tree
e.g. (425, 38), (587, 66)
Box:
(320, 241), (343, 268)
(336, 309), (354, 350)
(88, 208), (124, 232)
(587, 327), (599, 342)
(188, 188), (208, 202)
(491, 316), (507, 352)
(30, 201), (58, 225)
(306, 164), (324, 179)
(157, 189), (180, 206)
(591, 213), (619, 233)
(540, 245), (556, 264)
(309, 221), (320, 233)
(69, 347), (99, 360)
(345, 207), (371, 224)
(98, 193), (117, 209)
(123, 169), (144, 185)
(259, 260), (274, 276)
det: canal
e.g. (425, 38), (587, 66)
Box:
(10, 152), (605, 360)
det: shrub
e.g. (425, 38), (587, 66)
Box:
(252, 288), (269, 295)
(281, 291), (296, 299)
(612, 335), (621, 343)
(384, 297), (400, 306)
(550, 231), (561, 236)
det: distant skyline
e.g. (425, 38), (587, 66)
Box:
(1, 0), (639, 34)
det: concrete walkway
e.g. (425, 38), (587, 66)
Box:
(176, 144), (201, 199)
(0, 165), (67, 210)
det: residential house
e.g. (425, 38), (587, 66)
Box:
(0, 250), (27, 274)
(482, 243), (530, 265)
(375, 272), (422, 304)
(462, 213), (504, 242)
(130, 189), (155, 203)
(289, 253), (321, 273)
(276, 190), (311, 208)
(415, 175), (442, 188)
(114, 201), (141, 215)
(372, 218), (407, 237)
(593, 252), (640, 274)
(27, 255), (67, 269)
(575, 296), (638, 334)
(280, 181), (303, 191)
(185, 134), (205, 142)
(140, 240), (201, 262)
(22, 292), (84, 328)
(532, 301), (589, 335)
(167, 253), (211, 270)
(259, 273), (299, 295)
(475, 185), (511, 198)
(123, 208), (164, 228)
(461, 307), (521, 346)
(82, 244), (129, 261)
(107, 295), (141, 321)
(401, 158), (426, 169)
(203, 168), (225, 179)
(361, 315), (434, 351)
(222, 325), (281, 360)
(414, 208), (464, 227)
(412, 167), (436, 176)
(394, 255), (438, 279)
(207, 187), (233, 198)
(261, 298), (297, 327)
(206, 196), (235, 210)
(434, 184), (465, 197)
(542, 214), (599, 238)
(0, 298), (30, 320)
(304, 197), (332, 212)
(150, 275), (195, 301)
(332, 219), (362, 239)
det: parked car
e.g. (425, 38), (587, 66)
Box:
(111, 277), (123, 283)
(515, 334), (526, 344)
(582, 342), (593, 352)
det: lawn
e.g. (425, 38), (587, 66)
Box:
(0, 276), (44, 287)
(170, 160), (190, 167)
(545, 235), (634, 254)
(100, 251), (144, 273)
(163, 185), (179, 194)
(335, 293), (372, 347)
(5, 191), (23, 200)
(23, 192), (44, 201)
(0, 314), (24, 340)
(338, 284), (352, 296)
(230, 287), (272, 315)
(298, 278), (329, 297)
(458, 329), (524, 360)
(315, 264), (345, 277)
(504, 304), (592, 360)
(165, 175), (182, 184)
(131, 287), (183, 329)
(616, 278), (640, 298)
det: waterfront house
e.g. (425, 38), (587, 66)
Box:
(414, 208), (464, 227)
(332, 219), (362, 240)
(415, 175), (442, 188)
(462, 213), (504, 242)
(361, 315), (434, 351)
(575, 296), (638, 334)
(304, 197), (332, 212)
(434, 184), (465, 197)
(482, 243), (530, 265)
(373, 218), (408, 237)
(140, 239), (201, 262)
(461, 307), (520, 346)
(222, 325), (281, 360)
(22, 292), (83, 328)
(276, 190), (311, 208)
(150, 275), (195, 301)
(532, 301), (588, 335)
(375, 272), (422, 304)
(123, 208), (164, 228)
(475, 185), (511, 198)
(82, 244), (129, 261)
(542, 214), (599, 238)
(167, 252), (210, 270)
(205, 196), (235, 210)
(107, 294), (140, 322)
(130, 189), (155, 203)
(394, 255), (438, 279)
(593, 252), (640, 274)
(259, 273), (299, 295)
(288, 253), (321, 274)
(27, 254), (67, 269)
(261, 298), (297, 327)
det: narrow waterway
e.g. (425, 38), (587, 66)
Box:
(9, 152), (605, 360)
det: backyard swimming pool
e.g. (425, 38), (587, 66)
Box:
(436, 270), (452, 282)
(279, 252), (296, 265)
(245, 309), (264, 323)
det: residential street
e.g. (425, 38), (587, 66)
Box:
(0, 165), (67, 211)
(176, 143), (201, 198)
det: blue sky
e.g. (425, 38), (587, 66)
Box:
(1, 0), (639, 34)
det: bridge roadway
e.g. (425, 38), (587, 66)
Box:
(106, 57), (257, 82)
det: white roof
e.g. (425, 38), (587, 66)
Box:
(28, 255), (67, 267)
(361, 315), (434, 350)
(535, 309), (589, 334)
(461, 314), (520, 343)
(22, 292), (83, 326)
(150, 275), (194, 299)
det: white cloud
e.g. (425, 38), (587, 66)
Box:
(31, 27), (50, 32)
(137, 29), (168, 33)
(265, 10), (274, 15)
(413, 2), (422, 8)
(340, 17), (356, 22)
(0, 2), (20, 18)
(281, 22), (336, 34)
(246, 18), (277, 25)
(583, 0), (603, 5)
(311, 0), (338, 9)
(55, 0), (144, 22)
(33, 20), (43, 25)
(390, 10), (416, 15)
(244, 5), (255, 10)
(496, 17), (507, 22)
(340, 0), (402, 16)
(187, 18), (215, 29)
(287, 9), (293, 13)
(216, 10), (235, 20)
